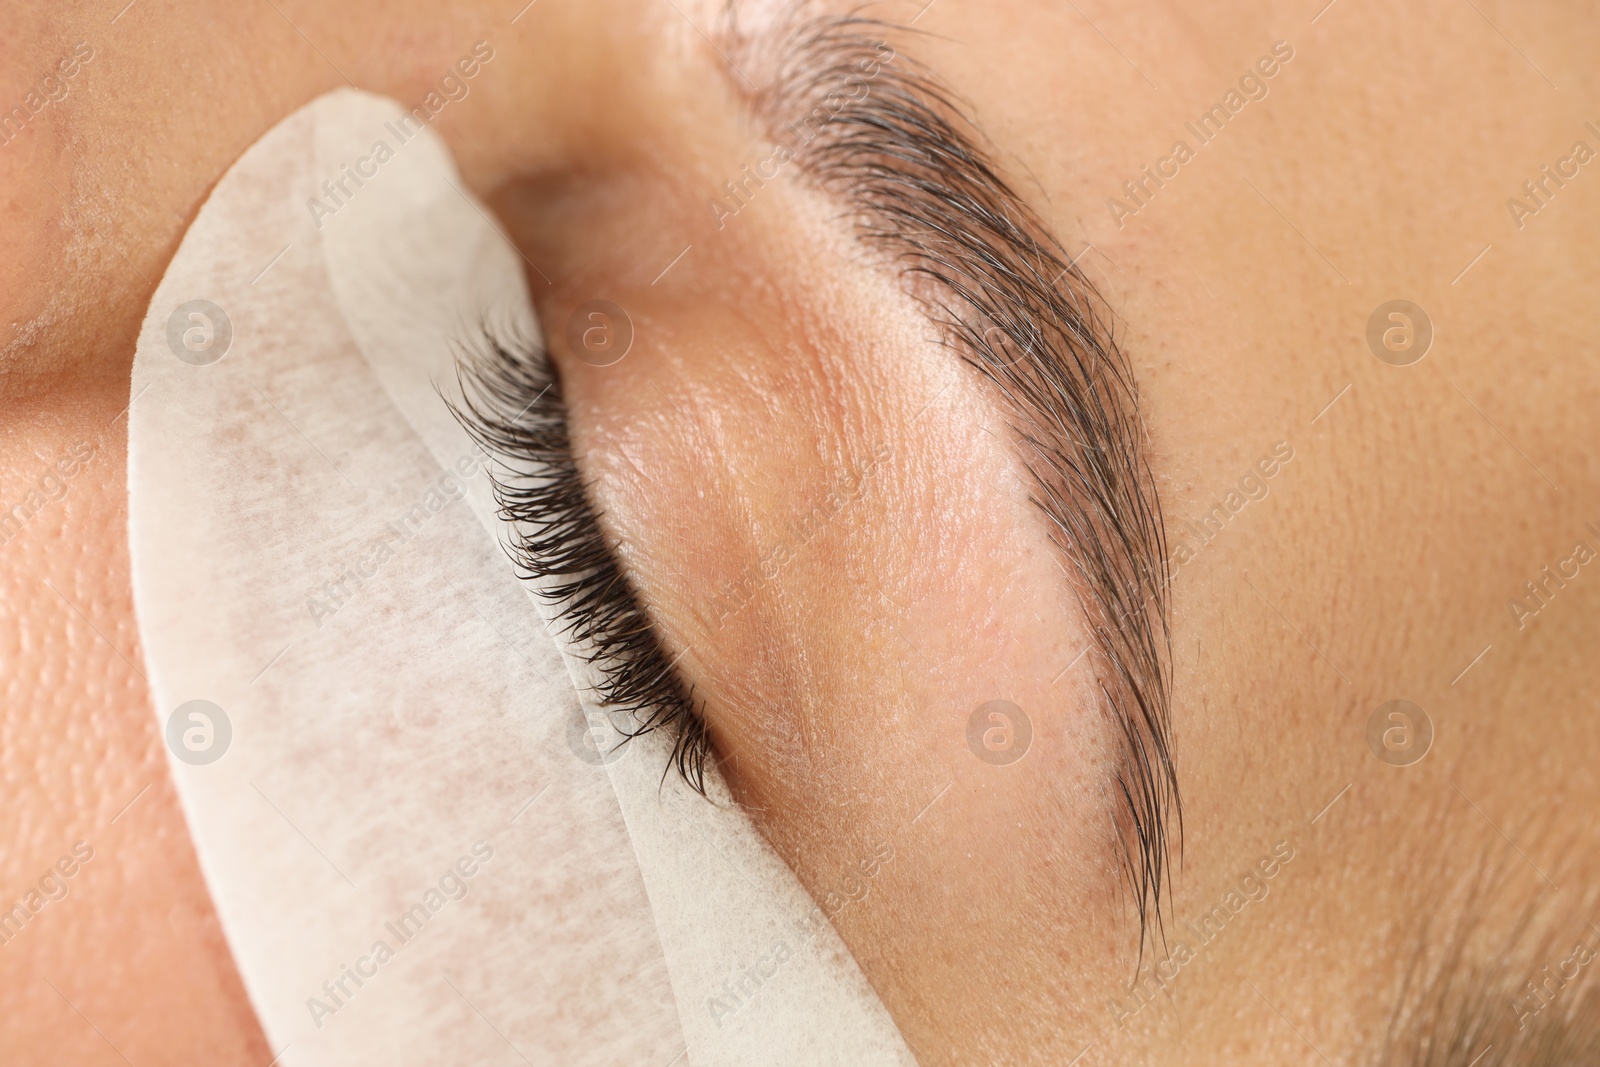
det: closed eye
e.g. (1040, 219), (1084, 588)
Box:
(454, 7), (1177, 953)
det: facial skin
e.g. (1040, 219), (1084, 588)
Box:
(5, 1), (1600, 1064)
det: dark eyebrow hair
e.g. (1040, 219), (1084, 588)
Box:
(723, 7), (1179, 948)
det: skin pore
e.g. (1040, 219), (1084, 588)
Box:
(4, 0), (1600, 1064)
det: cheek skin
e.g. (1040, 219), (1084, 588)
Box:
(548, 184), (1129, 1051)
(0, 397), (270, 1065)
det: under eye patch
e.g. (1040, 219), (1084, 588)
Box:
(127, 88), (911, 1067)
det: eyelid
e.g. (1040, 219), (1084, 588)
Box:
(733, 13), (1178, 948)
(449, 325), (711, 790)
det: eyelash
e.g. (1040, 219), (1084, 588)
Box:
(449, 325), (710, 792)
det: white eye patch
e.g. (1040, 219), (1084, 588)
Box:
(127, 88), (912, 1067)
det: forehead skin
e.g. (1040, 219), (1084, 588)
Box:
(5, 1), (1600, 1066)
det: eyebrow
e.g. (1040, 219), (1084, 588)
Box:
(1376, 835), (1600, 1066)
(724, 8), (1179, 946)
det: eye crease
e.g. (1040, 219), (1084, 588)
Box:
(459, 8), (1179, 955)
